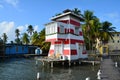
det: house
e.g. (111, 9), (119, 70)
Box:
(96, 32), (120, 55)
(5, 44), (37, 55)
(108, 32), (120, 52)
(45, 9), (88, 61)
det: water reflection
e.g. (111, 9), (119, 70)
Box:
(39, 64), (99, 80)
(0, 58), (99, 80)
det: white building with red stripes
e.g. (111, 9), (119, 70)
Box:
(45, 10), (88, 61)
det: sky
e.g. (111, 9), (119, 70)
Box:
(0, 0), (120, 42)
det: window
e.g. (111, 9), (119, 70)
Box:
(118, 40), (119, 43)
(75, 27), (79, 35)
(113, 40), (114, 43)
(46, 23), (56, 35)
(117, 34), (119, 36)
(112, 34), (114, 37)
(60, 25), (64, 33)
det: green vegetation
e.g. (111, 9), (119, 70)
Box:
(2, 33), (8, 44)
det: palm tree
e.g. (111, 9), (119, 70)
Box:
(22, 33), (30, 45)
(31, 31), (40, 45)
(99, 21), (116, 44)
(72, 8), (81, 16)
(15, 38), (21, 44)
(27, 25), (34, 35)
(2, 33), (8, 44)
(15, 29), (21, 44)
(82, 10), (96, 50)
(39, 28), (50, 53)
(15, 29), (20, 38)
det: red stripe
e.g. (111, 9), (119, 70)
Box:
(46, 39), (57, 42)
(49, 50), (54, 55)
(58, 19), (80, 26)
(65, 28), (67, 33)
(71, 50), (77, 55)
(55, 41), (62, 44)
(49, 49), (77, 55)
(69, 29), (74, 34)
(47, 38), (84, 44)
(63, 50), (77, 55)
(79, 31), (83, 36)
(82, 51), (87, 54)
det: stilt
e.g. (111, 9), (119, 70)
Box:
(92, 61), (95, 66)
(51, 62), (53, 68)
(36, 60), (38, 66)
(42, 61), (45, 66)
(74, 62), (76, 65)
(50, 68), (53, 73)
(79, 61), (81, 65)
(62, 62), (64, 66)
(69, 61), (71, 67)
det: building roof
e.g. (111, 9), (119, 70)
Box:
(51, 11), (84, 21)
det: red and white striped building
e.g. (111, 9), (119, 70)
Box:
(45, 10), (88, 61)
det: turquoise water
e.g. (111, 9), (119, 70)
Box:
(0, 58), (99, 80)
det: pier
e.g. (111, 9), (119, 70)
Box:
(100, 58), (120, 80)
(36, 57), (100, 68)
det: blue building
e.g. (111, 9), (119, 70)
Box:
(5, 44), (37, 55)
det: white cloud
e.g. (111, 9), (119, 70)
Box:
(0, 21), (16, 42)
(0, 21), (41, 43)
(5, 0), (19, 7)
(17, 24), (40, 34)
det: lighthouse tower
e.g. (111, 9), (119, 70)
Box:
(45, 9), (88, 61)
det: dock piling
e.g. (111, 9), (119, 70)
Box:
(51, 62), (53, 68)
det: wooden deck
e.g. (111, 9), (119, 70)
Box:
(100, 58), (120, 80)
(36, 57), (101, 68)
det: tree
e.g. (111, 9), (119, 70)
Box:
(27, 25), (34, 35)
(22, 33), (30, 45)
(2, 33), (8, 44)
(39, 28), (50, 53)
(15, 29), (20, 38)
(15, 38), (21, 44)
(31, 31), (40, 45)
(15, 29), (21, 44)
(72, 8), (81, 16)
(82, 10), (96, 50)
(99, 21), (116, 44)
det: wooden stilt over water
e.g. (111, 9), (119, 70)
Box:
(36, 57), (100, 68)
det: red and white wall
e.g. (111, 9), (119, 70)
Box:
(45, 16), (88, 60)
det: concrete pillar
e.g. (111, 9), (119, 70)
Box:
(62, 62), (64, 66)
(42, 61), (45, 66)
(69, 61), (71, 67)
(74, 62), (76, 65)
(51, 62), (53, 68)
(92, 61), (95, 66)
(79, 60), (81, 65)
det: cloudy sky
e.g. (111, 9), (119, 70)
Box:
(0, 0), (120, 42)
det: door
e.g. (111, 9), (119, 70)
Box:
(55, 44), (62, 55)
(77, 43), (83, 58)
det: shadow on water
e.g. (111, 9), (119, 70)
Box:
(0, 57), (100, 80)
